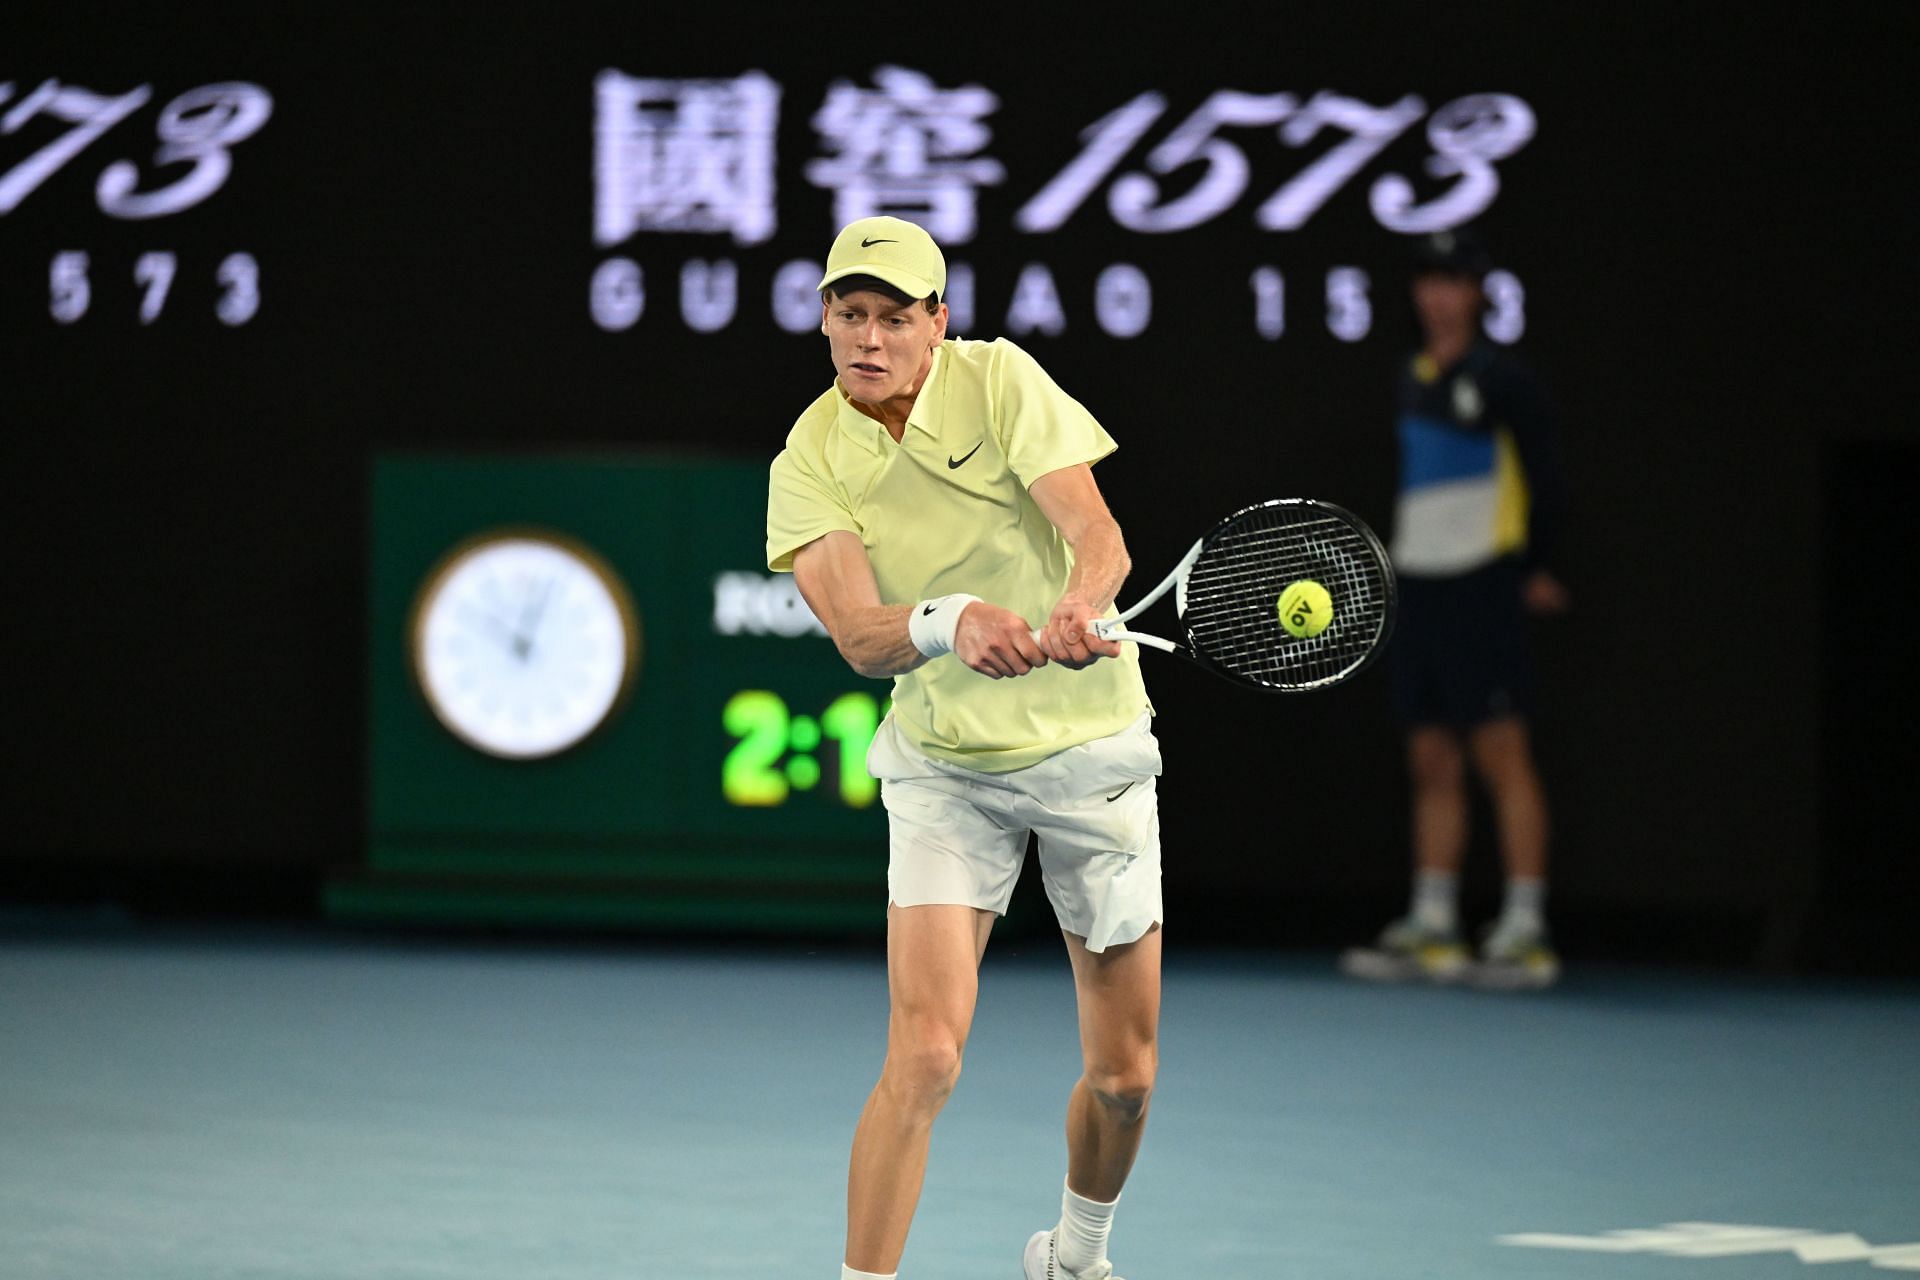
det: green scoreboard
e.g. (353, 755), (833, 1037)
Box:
(326, 454), (891, 933)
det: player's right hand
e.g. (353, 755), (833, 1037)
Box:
(954, 602), (1049, 678)
(1036, 593), (1123, 669)
(1522, 569), (1571, 616)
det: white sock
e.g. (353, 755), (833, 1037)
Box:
(841, 1267), (894, 1280)
(1498, 877), (1546, 934)
(1410, 870), (1458, 934)
(1056, 1180), (1119, 1275)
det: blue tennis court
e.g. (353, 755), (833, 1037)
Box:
(4, 928), (1914, 1278)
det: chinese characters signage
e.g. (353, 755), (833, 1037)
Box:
(591, 66), (1536, 343)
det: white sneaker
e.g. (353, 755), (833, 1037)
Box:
(1339, 916), (1471, 984)
(1469, 921), (1561, 990)
(1024, 1228), (1121, 1280)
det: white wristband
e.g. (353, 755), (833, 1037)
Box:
(908, 593), (981, 658)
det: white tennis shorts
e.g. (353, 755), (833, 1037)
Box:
(866, 710), (1163, 953)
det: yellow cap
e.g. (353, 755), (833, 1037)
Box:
(817, 216), (946, 302)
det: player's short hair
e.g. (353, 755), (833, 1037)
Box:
(821, 273), (940, 314)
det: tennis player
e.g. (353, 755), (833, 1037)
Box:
(767, 216), (1160, 1280)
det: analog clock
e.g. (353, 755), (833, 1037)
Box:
(409, 530), (639, 759)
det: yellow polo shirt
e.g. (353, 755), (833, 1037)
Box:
(767, 337), (1150, 772)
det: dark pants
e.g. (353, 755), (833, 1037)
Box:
(1390, 558), (1532, 729)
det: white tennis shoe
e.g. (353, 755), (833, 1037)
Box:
(1469, 921), (1561, 989)
(1024, 1228), (1122, 1280)
(1338, 916), (1471, 983)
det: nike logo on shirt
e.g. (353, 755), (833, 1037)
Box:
(948, 441), (983, 469)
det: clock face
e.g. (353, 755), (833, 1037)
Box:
(411, 533), (639, 759)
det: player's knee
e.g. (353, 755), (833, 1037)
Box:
(1475, 756), (1537, 797)
(883, 1028), (965, 1109)
(1409, 733), (1465, 790)
(1086, 1052), (1156, 1120)
(1469, 729), (1538, 793)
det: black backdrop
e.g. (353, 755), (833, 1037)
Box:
(6, 6), (1915, 969)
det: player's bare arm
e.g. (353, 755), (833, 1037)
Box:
(791, 531), (924, 677)
(1029, 463), (1130, 668)
(793, 530), (1048, 680)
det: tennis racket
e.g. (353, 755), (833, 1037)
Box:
(1064, 499), (1396, 693)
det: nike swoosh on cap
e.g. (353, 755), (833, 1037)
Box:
(860, 237), (897, 247)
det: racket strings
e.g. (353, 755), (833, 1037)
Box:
(1181, 508), (1391, 690)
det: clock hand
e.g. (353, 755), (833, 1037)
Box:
(455, 602), (523, 654)
(513, 576), (557, 660)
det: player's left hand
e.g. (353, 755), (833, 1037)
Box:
(1037, 595), (1122, 669)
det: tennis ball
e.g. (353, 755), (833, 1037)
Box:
(1277, 579), (1334, 639)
